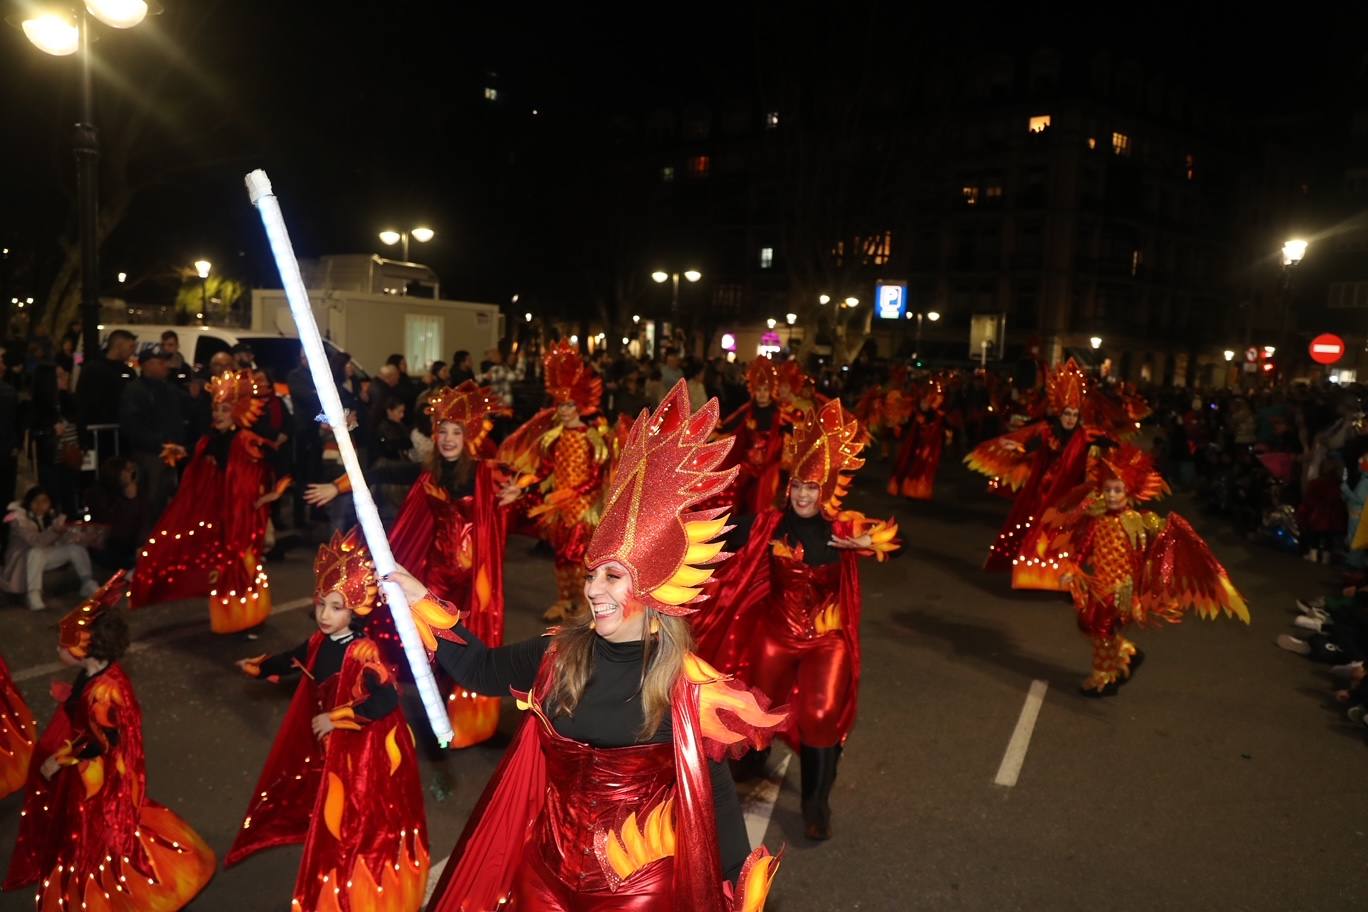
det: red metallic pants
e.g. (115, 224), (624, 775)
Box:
(512, 843), (675, 911)
(748, 631), (852, 748)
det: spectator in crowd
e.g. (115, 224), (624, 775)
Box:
(425, 360), (449, 389)
(209, 350), (235, 377)
(659, 347), (683, 390)
(450, 349), (474, 385)
(481, 342), (524, 439)
(684, 357), (708, 411)
(385, 353), (421, 415)
(117, 348), (187, 532)
(1299, 453), (1347, 564)
(85, 456), (145, 573)
(28, 362), (81, 517)
(231, 343), (256, 371)
(74, 328), (136, 445)
(183, 366), (213, 443)
(606, 369), (649, 421)
(161, 330), (190, 384)
(1, 485), (98, 611)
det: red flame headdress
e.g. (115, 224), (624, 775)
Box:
(1045, 358), (1088, 415)
(1089, 444), (1169, 503)
(59, 571), (127, 659)
(584, 380), (738, 616)
(544, 340), (602, 414)
(209, 369), (267, 428)
(313, 529), (380, 616)
(425, 381), (508, 456)
(776, 360), (811, 397)
(786, 398), (869, 517)
(746, 357), (780, 398)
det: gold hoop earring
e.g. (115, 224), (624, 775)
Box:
(589, 616), (596, 631)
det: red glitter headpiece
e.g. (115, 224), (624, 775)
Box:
(1046, 358), (1088, 415)
(776, 360), (811, 398)
(543, 340), (601, 414)
(786, 398), (869, 517)
(425, 381), (508, 455)
(59, 571), (127, 659)
(313, 529), (380, 616)
(209, 369), (267, 428)
(584, 380), (738, 616)
(746, 357), (780, 398)
(1089, 444), (1169, 503)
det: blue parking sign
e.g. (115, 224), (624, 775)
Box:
(875, 281), (908, 320)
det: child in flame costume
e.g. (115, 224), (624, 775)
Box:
(388, 380), (785, 912)
(717, 357), (792, 515)
(4, 572), (216, 910)
(306, 380), (522, 748)
(499, 341), (612, 623)
(1043, 445), (1250, 696)
(887, 376), (947, 500)
(965, 358), (1106, 589)
(130, 370), (289, 633)
(227, 530), (428, 912)
(0, 653), (36, 800)
(693, 399), (899, 841)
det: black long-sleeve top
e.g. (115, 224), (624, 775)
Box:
(258, 630), (399, 722)
(435, 626), (751, 880)
(726, 508), (842, 567)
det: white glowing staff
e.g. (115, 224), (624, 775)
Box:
(244, 169), (454, 745)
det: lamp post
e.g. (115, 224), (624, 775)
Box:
(1281, 238), (1308, 374)
(378, 226), (435, 263)
(194, 259), (211, 321)
(911, 310), (940, 361)
(651, 267), (701, 338)
(20, 2), (153, 364)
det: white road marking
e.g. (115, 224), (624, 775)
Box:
(12, 596), (314, 684)
(993, 679), (1048, 787)
(739, 749), (792, 847)
(423, 857), (448, 905)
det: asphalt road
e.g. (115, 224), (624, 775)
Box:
(0, 459), (1363, 912)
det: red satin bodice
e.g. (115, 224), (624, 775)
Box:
(771, 553), (843, 639)
(536, 721), (675, 893)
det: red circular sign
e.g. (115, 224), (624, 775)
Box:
(1309, 333), (1346, 365)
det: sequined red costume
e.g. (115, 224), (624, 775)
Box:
(5, 574), (216, 910)
(1044, 446), (1250, 694)
(375, 381), (510, 747)
(0, 654), (35, 800)
(130, 370), (283, 633)
(694, 400), (899, 840)
(965, 359), (1103, 588)
(887, 377), (946, 500)
(718, 358), (791, 514)
(412, 381), (785, 912)
(228, 531), (428, 911)
(499, 342), (610, 620)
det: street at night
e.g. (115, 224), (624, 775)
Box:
(0, 462), (1362, 911)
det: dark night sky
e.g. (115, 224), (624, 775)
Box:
(0, 1), (1363, 311)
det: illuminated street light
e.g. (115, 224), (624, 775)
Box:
(844, 296), (859, 308)
(785, 313), (797, 325)
(194, 259), (211, 279)
(410, 226), (435, 243)
(117, 271), (127, 284)
(524, 312), (533, 323)
(651, 269), (702, 322)
(1089, 336), (1103, 350)
(683, 270), (702, 283)
(378, 226), (434, 261)
(86, 1), (150, 30)
(1281, 239), (1308, 267)
(818, 294), (831, 305)
(632, 314), (641, 324)
(766, 317), (777, 329)
(651, 271), (669, 284)
(1223, 349), (1235, 362)
(927, 311), (941, 322)
(22, 13), (79, 55)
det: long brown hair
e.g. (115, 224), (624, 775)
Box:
(548, 605), (691, 742)
(426, 421), (473, 493)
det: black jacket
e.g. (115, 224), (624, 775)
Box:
(118, 377), (188, 455)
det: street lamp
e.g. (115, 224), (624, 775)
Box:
(194, 259), (211, 320)
(844, 296), (859, 308)
(819, 293), (831, 305)
(524, 312), (533, 323)
(651, 267), (702, 330)
(785, 313), (797, 325)
(378, 226), (435, 262)
(1223, 349), (1235, 362)
(766, 317), (777, 329)
(1089, 336), (1103, 350)
(20, 1), (154, 363)
(1282, 239), (1308, 267)
(912, 310), (941, 361)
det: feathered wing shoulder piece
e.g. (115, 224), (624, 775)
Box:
(964, 422), (1044, 491)
(1137, 513), (1250, 626)
(681, 653), (788, 762)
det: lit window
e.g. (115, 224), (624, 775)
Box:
(766, 111), (780, 128)
(986, 185), (1003, 200)
(760, 247), (774, 269)
(662, 165), (675, 183)
(962, 186), (980, 206)
(1028, 115), (1051, 134)
(688, 155), (711, 179)
(1087, 137), (1097, 150)
(864, 231), (894, 266)
(1184, 154), (1195, 181)
(483, 87), (498, 102)
(1112, 132), (1131, 156)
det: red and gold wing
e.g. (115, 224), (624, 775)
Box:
(683, 653), (788, 762)
(964, 423), (1040, 491)
(1138, 512), (1250, 625)
(495, 407), (557, 476)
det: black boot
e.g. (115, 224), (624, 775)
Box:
(732, 745), (771, 782)
(799, 744), (841, 841)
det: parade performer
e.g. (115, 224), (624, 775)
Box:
(0, 654), (35, 799)
(498, 341), (612, 623)
(392, 380), (785, 912)
(718, 356), (791, 514)
(693, 399), (899, 841)
(227, 531), (428, 911)
(130, 369), (289, 634)
(1044, 445), (1250, 695)
(965, 358), (1102, 588)
(887, 376), (946, 500)
(4, 572), (216, 910)
(306, 381), (522, 747)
